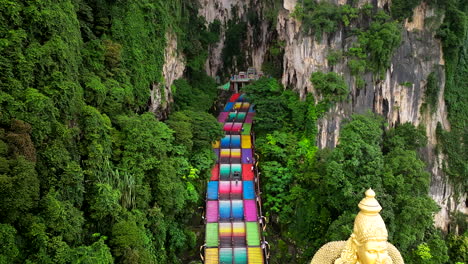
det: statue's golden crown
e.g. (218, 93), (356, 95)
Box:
(353, 189), (388, 243)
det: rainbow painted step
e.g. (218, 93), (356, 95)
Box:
(205, 247), (263, 264)
(204, 93), (264, 264)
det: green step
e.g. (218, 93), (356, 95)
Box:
(241, 123), (251, 135)
(246, 222), (260, 246)
(206, 223), (218, 247)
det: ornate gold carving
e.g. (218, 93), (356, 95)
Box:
(311, 189), (404, 264)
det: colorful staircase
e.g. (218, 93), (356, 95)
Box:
(203, 93), (267, 264)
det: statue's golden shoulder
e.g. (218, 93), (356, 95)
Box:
(387, 243), (404, 264)
(310, 241), (404, 264)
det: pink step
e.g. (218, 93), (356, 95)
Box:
(218, 112), (229, 123)
(206, 201), (218, 222)
(231, 181), (243, 194)
(219, 181), (231, 194)
(244, 199), (257, 221)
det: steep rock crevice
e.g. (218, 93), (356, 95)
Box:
(199, 0), (275, 79)
(149, 32), (185, 119)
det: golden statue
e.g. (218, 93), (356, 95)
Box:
(311, 189), (404, 264)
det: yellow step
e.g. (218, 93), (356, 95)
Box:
(248, 247), (263, 264)
(241, 135), (251, 149)
(205, 248), (219, 264)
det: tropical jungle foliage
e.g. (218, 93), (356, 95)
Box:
(0, 0), (221, 263)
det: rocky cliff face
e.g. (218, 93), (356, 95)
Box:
(149, 32), (185, 119)
(199, 0), (272, 78)
(198, 0), (245, 76)
(277, 0), (465, 231)
(198, 0), (466, 231)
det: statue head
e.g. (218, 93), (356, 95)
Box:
(335, 189), (392, 264)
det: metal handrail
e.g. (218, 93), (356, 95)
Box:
(266, 242), (271, 260)
(199, 206), (206, 223)
(200, 244), (205, 261)
(260, 216), (267, 231)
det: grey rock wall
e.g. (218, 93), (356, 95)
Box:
(149, 32), (185, 119)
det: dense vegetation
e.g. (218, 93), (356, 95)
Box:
(390, 0), (423, 21)
(310, 72), (348, 103)
(434, 0), (468, 201)
(422, 72), (440, 113)
(243, 78), (461, 263)
(0, 0), (221, 263)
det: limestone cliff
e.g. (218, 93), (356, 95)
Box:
(277, 0), (465, 231)
(198, 0), (245, 76)
(149, 32), (185, 119)
(199, 0), (273, 77)
(198, 0), (466, 231)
